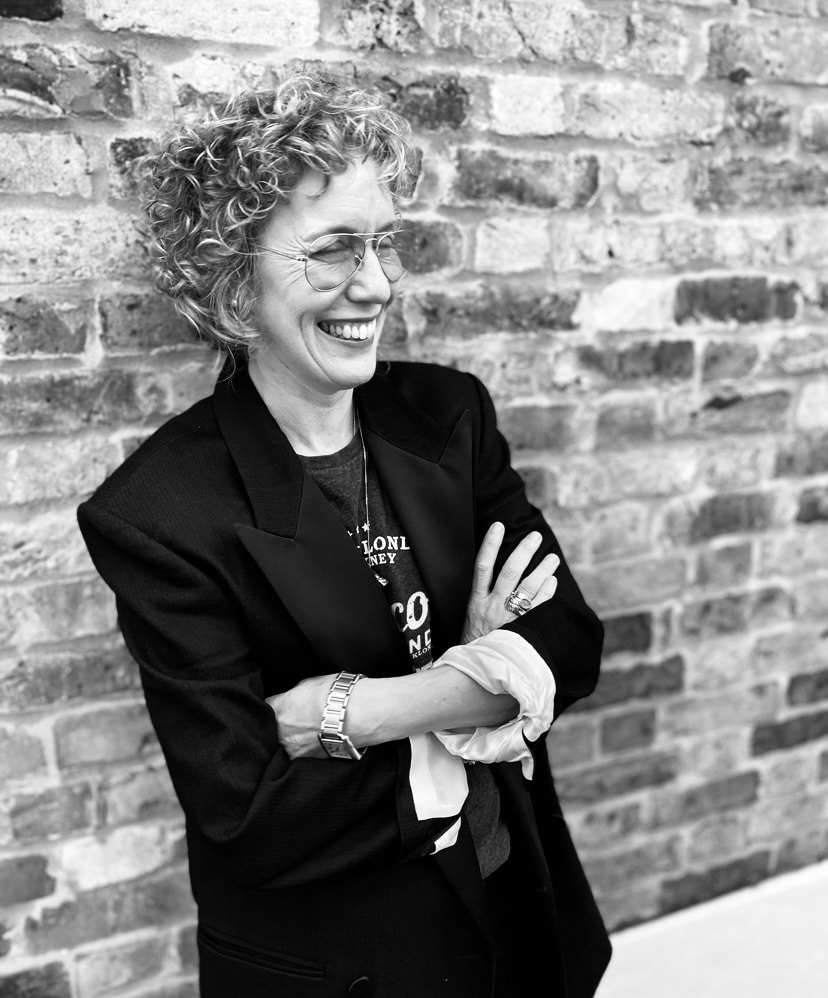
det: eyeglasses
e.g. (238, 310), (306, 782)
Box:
(259, 230), (411, 292)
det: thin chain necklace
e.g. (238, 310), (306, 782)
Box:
(355, 409), (388, 587)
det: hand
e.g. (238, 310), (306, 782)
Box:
(461, 523), (559, 644)
(266, 674), (335, 759)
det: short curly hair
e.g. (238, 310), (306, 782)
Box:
(144, 75), (417, 356)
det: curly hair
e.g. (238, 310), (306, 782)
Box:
(144, 76), (417, 356)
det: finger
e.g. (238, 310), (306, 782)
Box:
(492, 531), (543, 598)
(530, 573), (558, 609)
(517, 553), (560, 598)
(470, 521), (505, 597)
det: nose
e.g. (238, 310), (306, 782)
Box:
(345, 240), (392, 303)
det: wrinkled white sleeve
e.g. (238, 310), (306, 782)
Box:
(428, 629), (556, 779)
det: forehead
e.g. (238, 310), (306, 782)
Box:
(270, 159), (395, 238)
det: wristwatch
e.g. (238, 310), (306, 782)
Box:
(318, 671), (366, 760)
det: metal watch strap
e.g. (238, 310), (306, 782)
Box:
(318, 671), (366, 761)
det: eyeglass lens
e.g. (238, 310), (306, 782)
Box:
(304, 231), (411, 291)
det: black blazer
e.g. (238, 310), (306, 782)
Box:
(78, 361), (610, 998)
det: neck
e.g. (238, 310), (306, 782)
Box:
(247, 354), (355, 456)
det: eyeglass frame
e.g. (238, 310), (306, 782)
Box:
(256, 229), (409, 293)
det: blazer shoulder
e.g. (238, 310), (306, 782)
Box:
(79, 394), (231, 528)
(379, 361), (483, 416)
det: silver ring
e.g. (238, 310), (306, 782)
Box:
(505, 589), (533, 616)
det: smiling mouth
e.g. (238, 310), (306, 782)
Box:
(317, 318), (377, 341)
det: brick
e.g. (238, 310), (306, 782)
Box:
(573, 278), (676, 333)
(602, 613), (653, 657)
(699, 438), (775, 489)
(608, 153), (691, 213)
(584, 837), (682, 895)
(85, 0), (319, 45)
(820, 750), (828, 781)
(567, 81), (724, 145)
(322, 0), (426, 52)
(796, 380), (828, 430)
(684, 636), (755, 692)
(178, 923), (198, 971)
(0, 726), (46, 782)
(695, 542), (753, 588)
(7, 784), (94, 842)
(0, 295), (90, 358)
(651, 772), (760, 827)
(759, 528), (828, 582)
(59, 825), (178, 891)
(489, 76), (567, 137)
(100, 766), (180, 826)
(799, 104), (828, 152)
(549, 216), (663, 273)
(661, 850), (772, 913)
(514, 464), (555, 509)
(766, 330), (828, 376)
(0, 963), (71, 998)
(25, 870), (194, 953)
(701, 340), (759, 381)
(797, 486), (828, 524)
(0, 644), (138, 712)
(416, 0), (523, 57)
(752, 709), (828, 755)
(0, 0), (63, 18)
(498, 405), (575, 452)
(415, 285), (579, 340)
(748, 791), (828, 844)
(596, 399), (656, 449)
(555, 447), (699, 508)
(405, 219), (461, 274)
(136, 981), (199, 998)
(99, 292), (196, 352)
(453, 149), (598, 210)
(578, 340), (694, 383)
(601, 709), (656, 754)
(382, 74), (470, 131)
(674, 277), (798, 325)
(0, 209), (146, 283)
(687, 814), (748, 865)
(664, 684), (780, 737)
(556, 752), (680, 805)
(794, 576), (828, 619)
(688, 492), (776, 542)
(0, 44), (133, 119)
(681, 731), (750, 780)
(169, 54), (268, 113)
(707, 21), (828, 85)
(695, 158), (828, 210)
(580, 556), (687, 614)
(688, 390), (792, 436)
(0, 578), (116, 647)
(474, 216), (551, 274)
(572, 801), (642, 849)
(726, 93), (791, 146)
(777, 826), (828, 874)
(109, 136), (157, 199)
(752, 627), (828, 679)
(76, 935), (168, 997)
(0, 133), (91, 196)
(0, 370), (167, 435)
(762, 754), (815, 798)
(588, 502), (651, 561)
(0, 436), (120, 505)
(54, 703), (158, 769)
(596, 883), (659, 933)
(0, 510), (90, 582)
(0, 854), (55, 904)
(545, 716), (596, 770)
(570, 656), (684, 714)
(681, 586), (792, 639)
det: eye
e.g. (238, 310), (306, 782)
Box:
(308, 235), (358, 261)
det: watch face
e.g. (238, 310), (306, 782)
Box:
(319, 733), (363, 760)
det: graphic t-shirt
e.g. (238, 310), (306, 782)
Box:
(300, 430), (510, 878)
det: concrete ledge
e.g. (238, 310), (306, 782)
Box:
(597, 861), (828, 998)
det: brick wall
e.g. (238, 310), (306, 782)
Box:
(2, 0), (828, 994)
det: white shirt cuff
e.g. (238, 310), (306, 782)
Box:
(429, 629), (556, 779)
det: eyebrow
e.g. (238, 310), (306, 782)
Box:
(303, 220), (401, 241)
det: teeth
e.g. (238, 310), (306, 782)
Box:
(319, 319), (376, 341)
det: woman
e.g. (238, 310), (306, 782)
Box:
(78, 77), (610, 997)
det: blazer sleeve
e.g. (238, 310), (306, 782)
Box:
(467, 373), (604, 717)
(77, 501), (460, 890)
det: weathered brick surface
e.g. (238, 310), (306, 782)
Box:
(1, 0), (825, 971)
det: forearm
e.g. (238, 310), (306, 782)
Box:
(345, 667), (518, 747)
